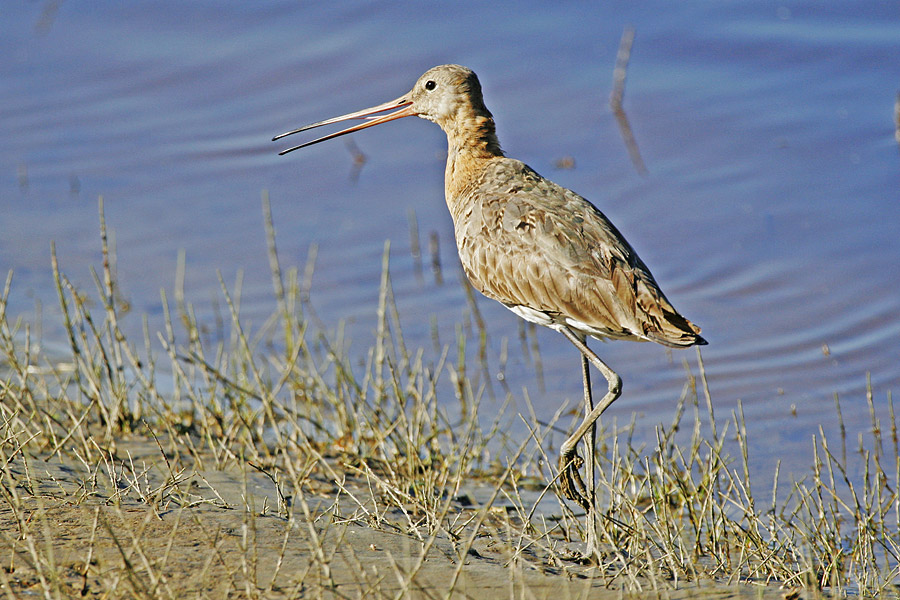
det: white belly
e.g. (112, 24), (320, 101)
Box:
(504, 303), (647, 342)
(506, 304), (556, 327)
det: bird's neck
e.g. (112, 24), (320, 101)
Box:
(442, 110), (503, 211)
(444, 110), (503, 159)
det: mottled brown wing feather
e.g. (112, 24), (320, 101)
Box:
(451, 159), (703, 347)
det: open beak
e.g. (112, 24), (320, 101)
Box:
(273, 95), (415, 155)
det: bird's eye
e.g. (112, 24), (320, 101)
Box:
(425, 80), (436, 91)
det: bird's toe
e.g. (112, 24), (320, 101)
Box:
(558, 450), (591, 511)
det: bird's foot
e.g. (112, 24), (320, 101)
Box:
(558, 449), (591, 512)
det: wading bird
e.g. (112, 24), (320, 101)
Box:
(274, 64), (706, 556)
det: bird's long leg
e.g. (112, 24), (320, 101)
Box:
(580, 351), (594, 482)
(557, 327), (623, 515)
(581, 350), (599, 558)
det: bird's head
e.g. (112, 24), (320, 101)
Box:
(273, 64), (494, 154)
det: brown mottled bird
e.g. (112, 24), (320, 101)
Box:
(274, 64), (706, 552)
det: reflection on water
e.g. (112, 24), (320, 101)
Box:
(2, 2), (899, 482)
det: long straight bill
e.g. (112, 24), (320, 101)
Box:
(273, 96), (415, 155)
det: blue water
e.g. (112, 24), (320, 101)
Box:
(2, 2), (899, 482)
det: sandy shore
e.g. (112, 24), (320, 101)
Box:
(1, 431), (804, 599)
